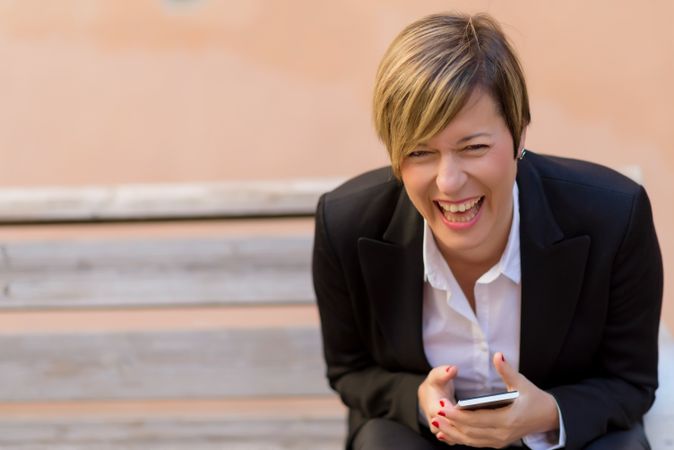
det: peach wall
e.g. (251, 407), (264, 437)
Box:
(0, 1), (672, 328)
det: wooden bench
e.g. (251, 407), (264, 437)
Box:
(0, 179), (346, 449)
(0, 169), (670, 449)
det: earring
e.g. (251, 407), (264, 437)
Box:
(518, 149), (527, 160)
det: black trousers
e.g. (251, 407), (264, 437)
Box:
(352, 418), (650, 450)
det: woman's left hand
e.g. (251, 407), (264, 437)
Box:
(429, 352), (560, 448)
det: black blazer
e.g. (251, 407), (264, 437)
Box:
(312, 152), (663, 449)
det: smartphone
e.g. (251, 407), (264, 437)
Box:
(455, 390), (519, 410)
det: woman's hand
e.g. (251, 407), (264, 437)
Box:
(430, 353), (559, 448)
(418, 365), (458, 427)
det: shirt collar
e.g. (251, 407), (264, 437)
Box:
(423, 182), (521, 288)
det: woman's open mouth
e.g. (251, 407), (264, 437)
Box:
(435, 196), (484, 224)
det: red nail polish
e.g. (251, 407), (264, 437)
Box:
(501, 354), (506, 362)
(439, 400), (445, 407)
(438, 411), (446, 417)
(432, 421), (439, 428)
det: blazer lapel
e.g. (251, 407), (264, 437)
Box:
(517, 156), (590, 383)
(357, 188), (431, 372)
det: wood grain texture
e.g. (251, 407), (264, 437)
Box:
(0, 178), (345, 223)
(0, 326), (330, 401)
(0, 235), (314, 309)
(0, 420), (345, 450)
(0, 414), (345, 449)
(0, 397), (346, 450)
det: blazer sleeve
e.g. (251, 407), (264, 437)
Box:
(548, 186), (663, 449)
(312, 194), (426, 436)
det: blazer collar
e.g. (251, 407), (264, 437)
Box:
(516, 154), (564, 247)
(357, 187), (431, 372)
(517, 154), (590, 384)
(382, 186), (423, 246)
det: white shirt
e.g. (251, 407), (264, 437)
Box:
(421, 182), (565, 450)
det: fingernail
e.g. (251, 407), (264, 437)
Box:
(501, 354), (506, 362)
(438, 411), (446, 417)
(439, 400), (445, 407)
(431, 421), (439, 428)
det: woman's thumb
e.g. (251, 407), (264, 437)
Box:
(493, 352), (518, 390)
(443, 365), (458, 380)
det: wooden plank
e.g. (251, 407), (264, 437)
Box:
(0, 421), (345, 450)
(0, 178), (345, 223)
(0, 397), (346, 450)
(0, 420), (345, 450)
(0, 325), (330, 401)
(0, 235), (314, 309)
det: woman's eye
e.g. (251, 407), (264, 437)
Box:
(464, 144), (488, 151)
(408, 150), (430, 158)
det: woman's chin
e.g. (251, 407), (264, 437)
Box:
(430, 219), (489, 257)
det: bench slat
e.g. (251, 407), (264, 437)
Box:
(0, 421), (344, 450)
(0, 236), (314, 309)
(0, 179), (344, 223)
(0, 398), (345, 450)
(0, 419), (344, 450)
(0, 326), (329, 401)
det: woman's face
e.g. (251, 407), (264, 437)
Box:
(400, 89), (524, 264)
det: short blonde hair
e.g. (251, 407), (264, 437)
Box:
(373, 13), (530, 178)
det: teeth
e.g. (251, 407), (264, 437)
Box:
(437, 197), (483, 223)
(438, 197), (481, 213)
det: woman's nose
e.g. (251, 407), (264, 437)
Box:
(435, 157), (467, 195)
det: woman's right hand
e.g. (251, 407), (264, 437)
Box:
(418, 365), (458, 427)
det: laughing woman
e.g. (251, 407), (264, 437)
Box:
(312, 12), (662, 450)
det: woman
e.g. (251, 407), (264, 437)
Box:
(312, 12), (662, 450)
